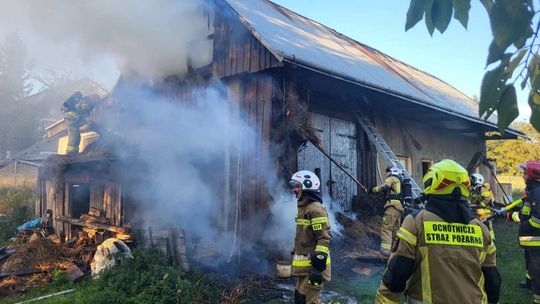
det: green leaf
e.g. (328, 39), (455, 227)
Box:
(531, 106), (540, 132)
(496, 84), (519, 133)
(529, 93), (540, 131)
(489, 2), (514, 49)
(529, 53), (540, 76)
(504, 48), (527, 77)
(521, 77), (528, 90)
(452, 0), (471, 28)
(489, 0), (534, 50)
(486, 40), (505, 66)
(425, 0), (436, 36)
(432, 0), (453, 33)
(531, 64), (540, 89)
(480, 64), (506, 117)
(406, 0), (429, 31)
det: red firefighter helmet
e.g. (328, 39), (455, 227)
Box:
(519, 161), (540, 182)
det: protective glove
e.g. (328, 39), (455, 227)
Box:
(308, 269), (323, 286)
(310, 252), (327, 272)
(494, 208), (506, 215)
(368, 187), (375, 194)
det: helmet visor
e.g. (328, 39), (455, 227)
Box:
(289, 180), (302, 188)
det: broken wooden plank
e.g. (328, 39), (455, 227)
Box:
(0, 247), (18, 261)
(56, 216), (130, 233)
(0, 269), (40, 279)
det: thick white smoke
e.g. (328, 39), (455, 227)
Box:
(0, 0), (212, 81)
(101, 83), (253, 249)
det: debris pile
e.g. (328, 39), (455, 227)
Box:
(1, 239), (65, 273)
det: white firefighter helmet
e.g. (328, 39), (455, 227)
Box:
(290, 170), (320, 191)
(386, 166), (402, 176)
(470, 173), (484, 187)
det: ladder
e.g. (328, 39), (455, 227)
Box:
(353, 114), (423, 199)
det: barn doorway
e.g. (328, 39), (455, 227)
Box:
(298, 113), (358, 211)
(69, 183), (90, 219)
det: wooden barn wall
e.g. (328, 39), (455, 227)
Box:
(37, 162), (123, 240)
(224, 74), (273, 242)
(212, 3), (282, 78)
(373, 113), (485, 186)
(279, 72), (378, 211)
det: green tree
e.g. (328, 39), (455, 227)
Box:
(0, 33), (38, 158)
(405, 0), (539, 132)
(487, 122), (540, 174)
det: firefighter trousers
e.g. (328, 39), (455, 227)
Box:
(295, 275), (323, 304)
(380, 206), (402, 254)
(524, 249), (540, 303)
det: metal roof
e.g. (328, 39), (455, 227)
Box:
(224, 0), (522, 137)
(0, 133), (61, 169)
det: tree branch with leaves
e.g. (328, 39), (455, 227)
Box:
(406, 0), (539, 132)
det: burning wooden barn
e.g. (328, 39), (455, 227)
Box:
(35, 0), (521, 258)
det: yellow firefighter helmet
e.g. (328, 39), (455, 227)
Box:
(422, 159), (470, 198)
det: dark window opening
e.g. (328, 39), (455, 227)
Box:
(70, 183), (90, 219)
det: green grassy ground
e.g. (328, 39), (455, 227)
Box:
(1, 219), (533, 304)
(494, 219), (530, 304)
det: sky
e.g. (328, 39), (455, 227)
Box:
(0, 0), (531, 121)
(272, 0), (530, 121)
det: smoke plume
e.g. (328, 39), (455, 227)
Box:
(0, 0), (212, 80)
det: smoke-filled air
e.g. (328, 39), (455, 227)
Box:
(0, 0), (212, 79)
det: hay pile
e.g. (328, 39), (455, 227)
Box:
(272, 101), (322, 181)
(335, 213), (381, 255)
(2, 239), (65, 272)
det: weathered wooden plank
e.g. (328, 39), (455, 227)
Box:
(235, 32), (244, 75)
(243, 31), (251, 72)
(259, 76), (273, 211)
(250, 36), (259, 73)
(56, 216), (130, 233)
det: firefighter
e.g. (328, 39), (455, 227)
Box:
(62, 92), (97, 156)
(470, 173), (496, 240)
(371, 166), (403, 256)
(289, 170), (331, 304)
(495, 192), (533, 290)
(517, 161), (540, 302)
(375, 159), (501, 304)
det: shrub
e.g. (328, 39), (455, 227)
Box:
(0, 186), (35, 243)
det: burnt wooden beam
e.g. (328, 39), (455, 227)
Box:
(56, 216), (130, 233)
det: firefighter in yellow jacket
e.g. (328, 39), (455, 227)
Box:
(290, 170), (331, 304)
(516, 161), (540, 303)
(62, 92), (97, 156)
(470, 173), (496, 240)
(375, 159), (501, 304)
(371, 166), (403, 256)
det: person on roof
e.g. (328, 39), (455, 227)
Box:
(62, 92), (99, 156)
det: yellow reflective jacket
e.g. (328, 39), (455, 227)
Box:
(376, 210), (496, 304)
(373, 176), (403, 212)
(292, 196), (331, 281)
(470, 184), (495, 220)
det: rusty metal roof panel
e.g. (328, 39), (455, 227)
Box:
(224, 0), (504, 128)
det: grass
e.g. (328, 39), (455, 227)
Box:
(0, 186), (35, 244)
(494, 218), (530, 304)
(0, 216), (532, 303)
(3, 249), (225, 304)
